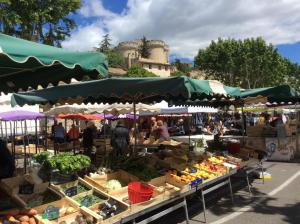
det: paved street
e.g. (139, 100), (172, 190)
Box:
(155, 159), (300, 224)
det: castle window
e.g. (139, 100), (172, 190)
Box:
(158, 65), (162, 70)
(149, 64), (152, 69)
(165, 66), (168, 71)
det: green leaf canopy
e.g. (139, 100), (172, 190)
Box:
(0, 33), (108, 93)
(11, 76), (240, 107)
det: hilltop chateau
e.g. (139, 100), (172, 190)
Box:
(116, 39), (171, 77)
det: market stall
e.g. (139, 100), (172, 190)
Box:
(240, 85), (300, 161)
(0, 110), (47, 173)
(6, 76), (247, 223)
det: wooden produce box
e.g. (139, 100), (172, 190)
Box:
(0, 174), (44, 196)
(67, 188), (109, 208)
(36, 208), (101, 224)
(34, 198), (79, 224)
(50, 177), (93, 197)
(148, 175), (187, 197)
(94, 138), (111, 147)
(12, 184), (63, 209)
(246, 125), (264, 137)
(84, 170), (139, 194)
(81, 196), (129, 224)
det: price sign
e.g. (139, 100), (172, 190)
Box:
(189, 178), (202, 190)
(19, 182), (34, 195)
(80, 196), (92, 207)
(42, 205), (60, 220)
(64, 186), (77, 197)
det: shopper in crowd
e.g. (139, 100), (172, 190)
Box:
(150, 116), (157, 133)
(111, 121), (130, 156)
(67, 124), (80, 142)
(51, 120), (58, 139)
(100, 119), (111, 136)
(82, 121), (96, 156)
(0, 139), (15, 179)
(153, 120), (170, 141)
(53, 122), (65, 143)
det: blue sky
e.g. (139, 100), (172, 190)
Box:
(64, 0), (300, 64)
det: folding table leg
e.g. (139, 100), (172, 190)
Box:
(261, 163), (265, 184)
(228, 177), (234, 203)
(201, 190), (207, 223)
(246, 173), (252, 195)
(183, 196), (190, 224)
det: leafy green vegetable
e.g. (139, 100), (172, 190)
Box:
(33, 151), (51, 164)
(43, 153), (91, 175)
(73, 193), (106, 206)
(119, 156), (161, 182)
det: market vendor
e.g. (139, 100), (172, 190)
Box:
(153, 120), (170, 141)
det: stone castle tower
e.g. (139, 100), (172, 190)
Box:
(116, 39), (171, 77)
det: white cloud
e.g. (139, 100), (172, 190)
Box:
(79, 0), (117, 18)
(62, 21), (106, 51)
(62, 0), (300, 58)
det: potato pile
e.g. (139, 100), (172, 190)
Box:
(0, 208), (37, 224)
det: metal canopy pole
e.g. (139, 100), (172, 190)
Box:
(23, 120), (27, 173)
(188, 113), (192, 151)
(35, 118), (38, 154)
(13, 121), (16, 161)
(9, 121), (13, 159)
(0, 121), (3, 138)
(133, 101), (137, 154)
(45, 116), (48, 150)
(5, 121), (8, 142)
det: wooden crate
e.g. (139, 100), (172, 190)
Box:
(33, 198), (80, 224)
(36, 208), (101, 224)
(0, 174), (43, 196)
(84, 170), (139, 194)
(246, 125), (264, 137)
(148, 175), (186, 197)
(94, 138), (111, 147)
(66, 187), (109, 208)
(50, 177), (94, 197)
(13, 186), (63, 208)
(82, 196), (129, 224)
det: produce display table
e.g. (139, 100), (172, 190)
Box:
(113, 169), (237, 224)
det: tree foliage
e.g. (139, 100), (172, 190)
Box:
(95, 34), (124, 68)
(172, 59), (192, 75)
(139, 36), (150, 58)
(106, 49), (125, 68)
(170, 70), (185, 77)
(96, 34), (112, 53)
(0, 0), (81, 46)
(194, 37), (291, 88)
(125, 65), (157, 77)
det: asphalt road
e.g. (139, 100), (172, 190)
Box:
(152, 159), (300, 224)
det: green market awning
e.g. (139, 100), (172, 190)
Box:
(0, 33), (108, 93)
(241, 85), (300, 105)
(11, 77), (241, 107)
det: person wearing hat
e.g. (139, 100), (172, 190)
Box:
(111, 121), (130, 156)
